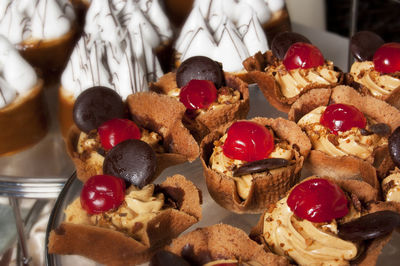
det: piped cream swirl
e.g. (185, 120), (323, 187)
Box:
(350, 61), (400, 97)
(263, 196), (358, 265)
(266, 61), (339, 98)
(65, 184), (164, 242)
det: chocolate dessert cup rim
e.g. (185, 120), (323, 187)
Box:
(250, 175), (400, 266)
(200, 117), (310, 213)
(48, 174), (202, 265)
(165, 223), (290, 266)
(244, 50), (344, 113)
(288, 85), (400, 179)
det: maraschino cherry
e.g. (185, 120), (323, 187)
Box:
(320, 103), (366, 135)
(98, 118), (141, 150)
(179, 79), (217, 110)
(373, 42), (400, 74)
(222, 121), (274, 162)
(287, 178), (349, 223)
(80, 174), (126, 215)
(283, 42), (324, 70)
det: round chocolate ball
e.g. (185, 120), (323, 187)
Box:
(271, 32), (311, 60)
(176, 56), (224, 88)
(350, 31), (384, 62)
(73, 86), (125, 133)
(103, 139), (157, 188)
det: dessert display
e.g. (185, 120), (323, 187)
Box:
(0, 35), (48, 156)
(200, 117), (311, 213)
(347, 31), (400, 109)
(244, 32), (343, 112)
(150, 55), (250, 141)
(67, 86), (199, 183)
(250, 176), (400, 265)
(58, 0), (174, 137)
(164, 0), (291, 44)
(151, 224), (290, 265)
(289, 85), (400, 181)
(173, 0), (270, 81)
(48, 174), (202, 265)
(0, 0), (78, 75)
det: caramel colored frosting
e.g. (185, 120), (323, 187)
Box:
(350, 61), (400, 97)
(263, 195), (359, 265)
(76, 128), (164, 166)
(167, 86), (241, 115)
(65, 184), (164, 242)
(204, 259), (262, 266)
(266, 61), (339, 98)
(297, 106), (387, 160)
(382, 169), (400, 202)
(210, 133), (294, 200)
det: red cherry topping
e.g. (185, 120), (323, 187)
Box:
(98, 118), (141, 150)
(373, 42), (400, 74)
(320, 103), (366, 135)
(287, 178), (349, 223)
(283, 42), (325, 70)
(222, 121), (274, 162)
(80, 174), (126, 215)
(179, 79), (217, 110)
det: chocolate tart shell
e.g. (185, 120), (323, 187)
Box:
(250, 176), (400, 266)
(244, 51), (344, 113)
(48, 174), (202, 266)
(150, 72), (250, 141)
(0, 79), (48, 156)
(200, 117), (311, 214)
(289, 85), (400, 180)
(166, 224), (290, 266)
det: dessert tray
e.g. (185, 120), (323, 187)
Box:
(45, 86), (400, 266)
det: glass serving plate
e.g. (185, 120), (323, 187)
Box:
(45, 24), (400, 265)
(45, 87), (400, 266)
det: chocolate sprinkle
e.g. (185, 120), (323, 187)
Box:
(338, 211), (400, 241)
(369, 123), (391, 137)
(103, 139), (156, 188)
(233, 158), (289, 177)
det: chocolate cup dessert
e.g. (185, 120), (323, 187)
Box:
(0, 79), (48, 156)
(200, 117), (311, 214)
(67, 93), (199, 183)
(164, 224), (290, 265)
(346, 31), (400, 110)
(48, 174), (202, 266)
(289, 85), (400, 180)
(244, 50), (344, 113)
(250, 176), (400, 266)
(150, 72), (250, 142)
(18, 25), (79, 79)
